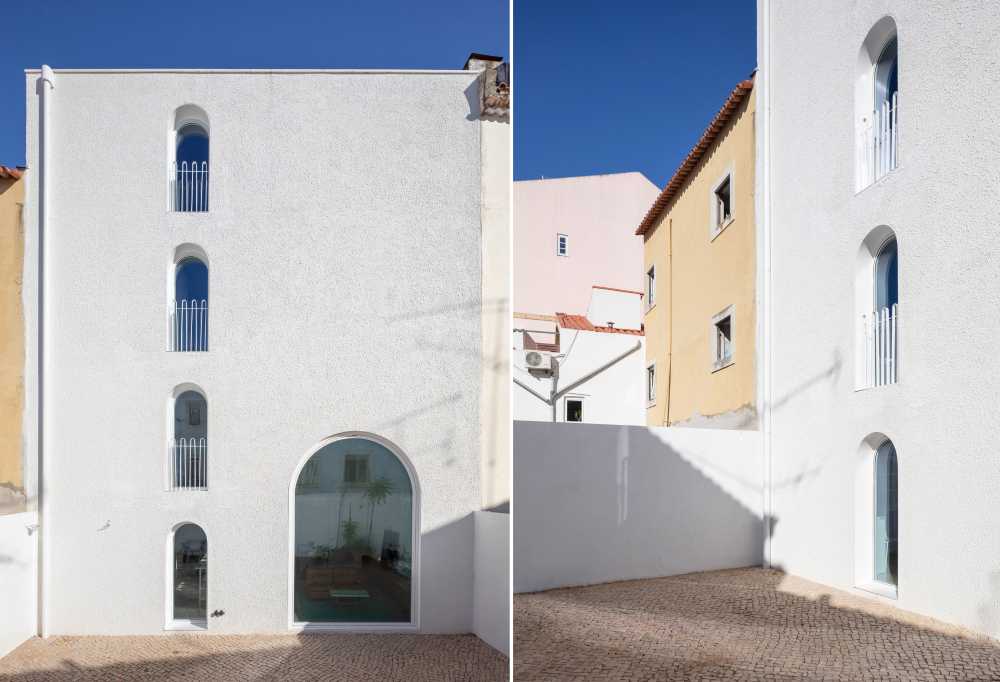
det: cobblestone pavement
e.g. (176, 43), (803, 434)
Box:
(515, 568), (1000, 681)
(0, 633), (507, 681)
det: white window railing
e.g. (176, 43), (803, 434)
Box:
(857, 93), (898, 191)
(172, 161), (209, 212)
(169, 437), (207, 490)
(170, 299), (208, 352)
(862, 304), (898, 388)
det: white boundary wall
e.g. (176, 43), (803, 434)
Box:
(473, 510), (509, 656)
(0, 511), (37, 657)
(514, 421), (762, 593)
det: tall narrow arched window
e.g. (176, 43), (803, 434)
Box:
(170, 389), (207, 490)
(873, 439), (898, 587)
(172, 105), (210, 212)
(292, 436), (415, 625)
(171, 523), (207, 627)
(856, 18), (899, 189)
(856, 228), (898, 389)
(171, 256), (208, 352)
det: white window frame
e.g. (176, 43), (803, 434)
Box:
(709, 166), (735, 241)
(711, 305), (735, 372)
(287, 431), (421, 632)
(646, 362), (656, 406)
(556, 233), (568, 257)
(646, 266), (656, 310)
(564, 396), (585, 423)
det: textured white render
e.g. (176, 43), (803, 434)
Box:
(760, 1), (1000, 638)
(479, 115), (510, 510)
(0, 511), (37, 657)
(513, 330), (645, 426)
(25, 69), (485, 635)
(513, 421), (762, 593)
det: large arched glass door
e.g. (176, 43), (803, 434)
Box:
(293, 437), (414, 624)
(172, 523), (207, 625)
(874, 440), (898, 586)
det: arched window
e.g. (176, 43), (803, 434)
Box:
(291, 435), (415, 625)
(856, 18), (899, 189)
(873, 439), (898, 587)
(170, 523), (207, 627)
(170, 388), (207, 490)
(874, 38), (898, 114)
(172, 105), (209, 212)
(171, 253), (208, 352)
(874, 235), (898, 311)
(855, 227), (898, 388)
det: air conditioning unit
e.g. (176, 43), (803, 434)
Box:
(523, 350), (554, 373)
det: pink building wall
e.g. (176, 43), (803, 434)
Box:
(514, 172), (659, 316)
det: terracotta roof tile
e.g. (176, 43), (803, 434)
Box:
(556, 313), (595, 331)
(556, 312), (644, 336)
(635, 78), (754, 236)
(0, 166), (24, 180)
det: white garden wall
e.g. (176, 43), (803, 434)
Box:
(0, 511), (37, 657)
(473, 510), (509, 656)
(514, 421), (762, 593)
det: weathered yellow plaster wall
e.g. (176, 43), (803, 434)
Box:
(0, 174), (25, 514)
(644, 91), (756, 427)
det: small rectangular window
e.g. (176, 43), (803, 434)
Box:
(344, 454), (370, 484)
(646, 364), (656, 404)
(188, 404), (201, 426)
(712, 307), (734, 370)
(715, 176), (732, 229)
(646, 266), (656, 309)
(565, 398), (584, 423)
(556, 233), (568, 256)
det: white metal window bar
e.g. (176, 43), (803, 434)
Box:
(172, 161), (210, 212)
(169, 437), (207, 490)
(170, 299), (209, 352)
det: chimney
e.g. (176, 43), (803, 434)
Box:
(464, 53), (503, 71)
(464, 53), (510, 120)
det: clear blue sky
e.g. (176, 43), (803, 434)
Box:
(514, 1), (756, 187)
(1, 0), (508, 167)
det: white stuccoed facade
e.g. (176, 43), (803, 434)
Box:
(23, 68), (500, 636)
(513, 288), (645, 426)
(759, 2), (1000, 639)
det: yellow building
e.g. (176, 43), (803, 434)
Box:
(639, 79), (756, 428)
(0, 166), (25, 514)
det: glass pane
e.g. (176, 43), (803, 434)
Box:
(875, 238), (898, 310)
(176, 124), (209, 165)
(175, 258), (208, 303)
(874, 38), (899, 107)
(294, 437), (413, 623)
(874, 440), (898, 586)
(566, 399), (583, 422)
(173, 524), (207, 622)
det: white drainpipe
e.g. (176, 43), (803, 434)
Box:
(754, 1), (774, 570)
(37, 64), (54, 638)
